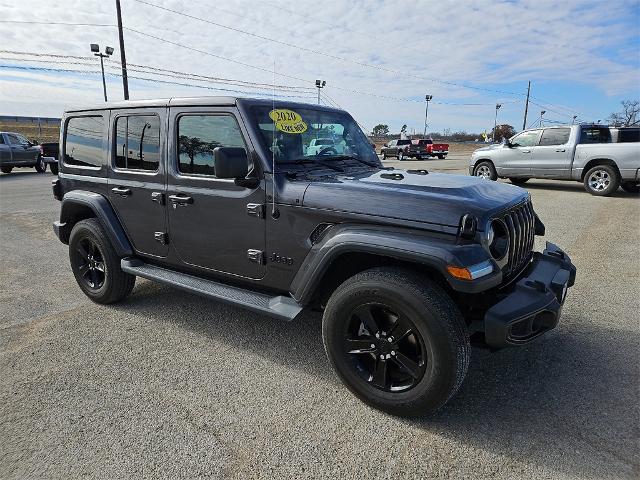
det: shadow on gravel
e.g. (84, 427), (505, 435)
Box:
(115, 281), (638, 478)
(516, 180), (633, 197)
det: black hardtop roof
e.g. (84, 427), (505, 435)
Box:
(64, 96), (345, 114)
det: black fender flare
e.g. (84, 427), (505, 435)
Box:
(53, 190), (133, 257)
(289, 224), (500, 304)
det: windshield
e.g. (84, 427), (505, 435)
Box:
(250, 105), (379, 168)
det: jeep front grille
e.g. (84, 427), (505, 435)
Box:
(502, 200), (535, 278)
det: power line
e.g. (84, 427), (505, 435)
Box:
(132, 0), (528, 97)
(0, 20), (115, 27)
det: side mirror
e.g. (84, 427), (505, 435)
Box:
(213, 147), (249, 179)
(503, 139), (512, 148)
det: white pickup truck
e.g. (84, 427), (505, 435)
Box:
(469, 125), (640, 195)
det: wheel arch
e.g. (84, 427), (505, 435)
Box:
(55, 190), (133, 257)
(473, 158), (495, 170)
(580, 158), (621, 181)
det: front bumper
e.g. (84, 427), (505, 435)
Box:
(483, 242), (576, 348)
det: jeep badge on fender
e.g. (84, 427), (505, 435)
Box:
(52, 97), (576, 416)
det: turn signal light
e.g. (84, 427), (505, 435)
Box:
(447, 265), (473, 280)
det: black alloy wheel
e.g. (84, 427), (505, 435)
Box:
(75, 237), (106, 290)
(344, 302), (427, 392)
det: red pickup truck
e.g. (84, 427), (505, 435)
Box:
(407, 139), (449, 159)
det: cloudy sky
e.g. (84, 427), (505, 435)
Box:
(0, 0), (638, 134)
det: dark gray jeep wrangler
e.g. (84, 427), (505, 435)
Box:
(52, 97), (576, 416)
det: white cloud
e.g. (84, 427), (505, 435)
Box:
(0, 0), (638, 132)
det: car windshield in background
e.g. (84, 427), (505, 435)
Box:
(251, 106), (379, 168)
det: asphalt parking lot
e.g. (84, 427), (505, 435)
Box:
(1, 160), (638, 479)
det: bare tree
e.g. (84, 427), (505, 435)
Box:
(607, 100), (639, 126)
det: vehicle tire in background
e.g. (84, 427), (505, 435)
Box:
(474, 161), (497, 181)
(621, 181), (639, 194)
(437, 155), (445, 159)
(35, 156), (47, 173)
(381, 151), (386, 160)
(509, 177), (530, 185)
(583, 164), (619, 196)
(69, 218), (135, 304)
(322, 267), (470, 417)
(398, 150), (405, 161)
(1, 166), (13, 174)
(49, 163), (59, 175)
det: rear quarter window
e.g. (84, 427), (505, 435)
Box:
(579, 127), (611, 144)
(64, 116), (105, 168)
(619, 129), (640, 143)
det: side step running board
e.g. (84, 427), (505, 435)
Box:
(121, 258), (303, 321)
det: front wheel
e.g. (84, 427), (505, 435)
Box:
(474, 161), (497, 181)
(1, 166), (13, 174)
(35, 156), (47, 173)
(621, 181), (639, 194)
(381, 151), (387, 160)
(437, 154), (445, 159)
(509, 177), (530, 185)
(69, 218), (135, 304)
(322, 267), (470, 416)
(584, 164), (619, 196)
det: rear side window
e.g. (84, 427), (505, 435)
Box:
(539, 128), (570, 146)
(619, 129), (640, 143)
(64, 116), (104, 167)
(0, 135), (4, 145)
(580, 127), (611, 144)
(114, 115), (160, 171)
(177, 115), (246, 176)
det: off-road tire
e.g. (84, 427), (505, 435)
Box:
(49, 162), (59, 175)
(474, 161), (497, 181)
(621, 181), (639, 194)
(322, 267), (470, 416)
(509, 177), (530, 185)
(1, 166), (13, 174)
(69, 218), (135, 304)
(583, 164), (619, 196)
(35, 156), (47, 173)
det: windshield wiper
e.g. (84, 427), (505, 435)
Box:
(318, 154), (380, 168)
(284, 157), (344, 172)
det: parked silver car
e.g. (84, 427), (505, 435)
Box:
(469, 125), (640, 195)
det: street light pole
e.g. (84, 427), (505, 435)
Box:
(91, 44), (114, 102)
(572, 115), (577, 124)
(493, 103), (502, 142)
(424, 95), (432, 136)
(315, 79), (326, 104)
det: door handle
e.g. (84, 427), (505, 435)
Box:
(168, 194), (193, 207)
(521, 150), (531, 153)
(556, 149), (566, 152)
(151, 191), (165, 205)
(111, 187), (131, 197)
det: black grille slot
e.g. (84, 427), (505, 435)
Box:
(501, 200), (535, 278)
(309, 223), (333, 245)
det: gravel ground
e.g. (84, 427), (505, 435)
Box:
(1, 162), (638, 480)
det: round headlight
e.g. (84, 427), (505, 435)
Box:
(488, 219), (509, 260)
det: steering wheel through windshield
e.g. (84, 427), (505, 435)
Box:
(318, 146), (338, 156)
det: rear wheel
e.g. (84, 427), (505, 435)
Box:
(35, 156), (46, 173)
(1, 166), (13, 174)
(381, 151), (387, 160)
(474, 161), (497, 181)
(509, 177), (530, 185)
(69, 218), (135, 304)
(584, 164), (619, 196)
(437, 155), (445, 159)
(322, 267), (470, 416)
(49, 162), (59, 175)
(621, 181), (639, 194)
(398, 150), (405, 161)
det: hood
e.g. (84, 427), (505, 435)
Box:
(472, 143), (502, 154)
(302, 169), (528, 228)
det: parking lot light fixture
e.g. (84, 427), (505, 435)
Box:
(540, 110), (546, 127)
(91, 44), (114, 102)
(315, 79), (326, 105)
(424, 95), (433, 136)
(493, 103), (502, 142)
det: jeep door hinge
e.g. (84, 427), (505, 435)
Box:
(154, 232), (168, 245)
(246, 203), (265, 219)
(247, 249), (265, 264)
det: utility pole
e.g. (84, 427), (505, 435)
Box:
(493, 103), (502, 142)
(424, 95), (432, 136)
(115, 0), (130, 100)
(522, 80), (530, 130)
(315, 79), (326, 104)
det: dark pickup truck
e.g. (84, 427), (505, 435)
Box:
(52, 97), (576, 416)
(0, 131), (47, 174)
